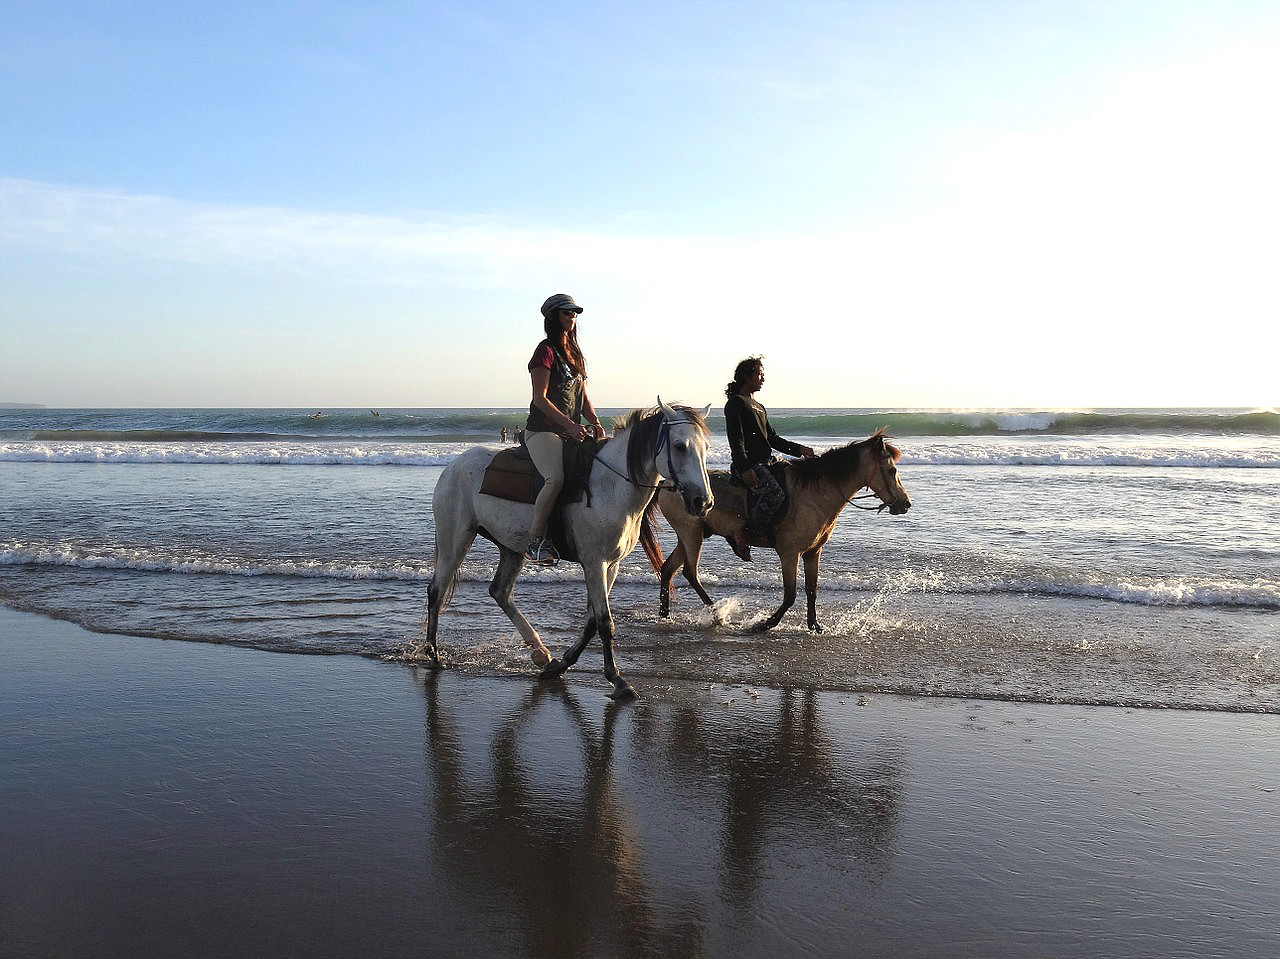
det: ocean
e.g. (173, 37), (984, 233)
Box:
(2, 407), (1277, 712)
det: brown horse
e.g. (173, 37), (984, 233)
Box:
(648, 429), (911, 633)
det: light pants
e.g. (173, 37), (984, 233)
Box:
(525, 430), (564, 540)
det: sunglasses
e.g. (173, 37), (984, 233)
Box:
(559, 309), (579, 317)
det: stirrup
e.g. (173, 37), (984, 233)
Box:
(524, 538), (559, 565)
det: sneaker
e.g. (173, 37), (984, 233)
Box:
(524, 538), (559, 565)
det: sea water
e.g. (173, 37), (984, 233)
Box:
(2, 407), (1277, 711)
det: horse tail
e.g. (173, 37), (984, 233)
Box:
(639, 493), (666, 576)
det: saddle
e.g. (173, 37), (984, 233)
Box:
(479, 436), (599, 562)
(712, 462), (790, 533)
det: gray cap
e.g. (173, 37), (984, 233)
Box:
(541, 294), (584, 317)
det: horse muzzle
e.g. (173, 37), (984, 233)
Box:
(683, 491), (713, 518)
(889, 498), (911, 515)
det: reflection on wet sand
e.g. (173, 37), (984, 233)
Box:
(420, 674), (904, 956)
(656, 689), (903, 907)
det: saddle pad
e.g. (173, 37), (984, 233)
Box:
(477, 437), (599, 508)
(477, 439), (600, 565)
(708, 471), (747, 520)
(479, 448), (541, 504)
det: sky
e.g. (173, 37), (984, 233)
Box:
(1, 0), (1278, 409)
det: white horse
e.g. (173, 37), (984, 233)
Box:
(420, 399), (713, 699)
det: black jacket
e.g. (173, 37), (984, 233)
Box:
(725, 394), (806, 472)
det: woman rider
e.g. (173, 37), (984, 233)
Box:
(524, 294), (607, 564)
(724, 355), (815, 560)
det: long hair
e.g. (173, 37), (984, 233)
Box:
(724, 355), (763, 398)
(542, 313), (587, 376)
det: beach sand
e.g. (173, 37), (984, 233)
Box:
(2, 604), (1277, 959)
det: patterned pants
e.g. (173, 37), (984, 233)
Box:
(744, 462), (785, 536)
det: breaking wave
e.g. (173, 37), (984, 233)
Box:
(5, 542), (1276, 610)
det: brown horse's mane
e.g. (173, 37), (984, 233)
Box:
(611, 405), (710, 483)
(789, 427), (902, 489)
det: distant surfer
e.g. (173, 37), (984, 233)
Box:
(309, 411), (324, 420)
(370, 410), (380, 417)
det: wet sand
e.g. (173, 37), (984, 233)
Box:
(2, 605), (1277, 959)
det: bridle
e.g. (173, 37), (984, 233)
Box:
(592, 413), (702, 495)
(846, 451), (902, 512)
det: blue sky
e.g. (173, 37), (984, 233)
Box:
(2, 0), (1277, 408)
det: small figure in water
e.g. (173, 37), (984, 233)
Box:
(500, 427), (509, 443)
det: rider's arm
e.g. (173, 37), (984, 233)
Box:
(767, 424), (815, 458)
(581, 389), (606, 439)
(531, 366), (588, 439)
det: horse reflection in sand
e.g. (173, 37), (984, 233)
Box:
(419, 674), (903, 954)
(651, 429), (911, 632)
(419, 400), (712, 699)
(421, 676), (701, 957)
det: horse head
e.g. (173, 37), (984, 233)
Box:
(866, 430), (911, 515)
(655, 397), (714, 518)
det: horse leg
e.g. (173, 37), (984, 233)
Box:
(488, 546), (553, 668)
(757, 550), (799, 631)
(540, 571), (605, 680)
(548, 561), (634, 698)
(422, 526), (476, 668)
(540, 614), (596, 680)
(678, 529), (715, 608)
(658, 542), (684, 618)
(803, 547), (823, 633)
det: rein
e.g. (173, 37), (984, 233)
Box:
(593, 451), (665, 490)
(845, 456), (899, 512)
(846, 491), (887, 512)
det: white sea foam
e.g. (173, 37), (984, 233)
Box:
(5, 542), (1277, 609)
(0, 442), (464, 467)
(0, 543), (433, 581)
(2, 439), (1278, 468)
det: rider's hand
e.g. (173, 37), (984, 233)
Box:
(742, 468), (758, 486)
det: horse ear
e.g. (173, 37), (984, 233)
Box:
(657, 396), (674, 416)
(700, 403), (712, 418)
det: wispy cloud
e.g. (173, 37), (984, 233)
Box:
(0, 176), (895, 309)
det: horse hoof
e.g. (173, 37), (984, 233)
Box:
(530, 645), (553, 668)
(608, 682), (638, 701)
(539, 659), (567, 681)
(809, 623), (824, 635)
